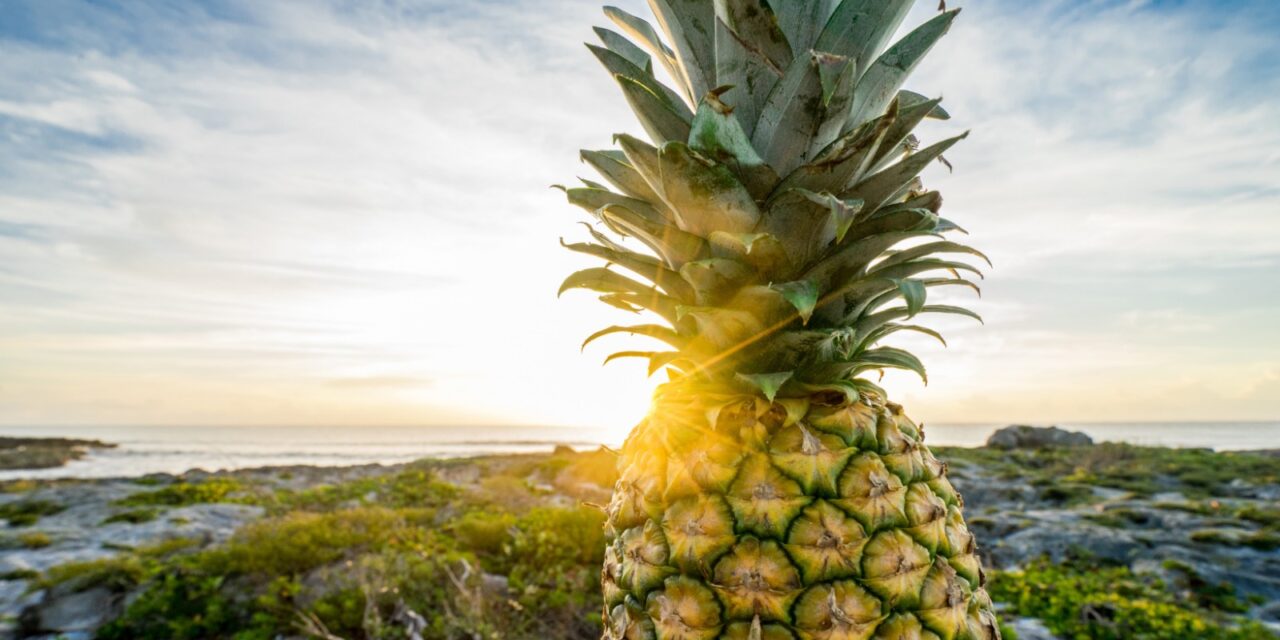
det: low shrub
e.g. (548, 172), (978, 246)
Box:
(989, 558), (1273, 639)
(0, 499), (65, 526)
(39, 555), (148, 592)
(102, 508), (160, 525)
(116, 478), (245, 507)
(263, 468), (458, 514)
(17, 531), (51, 549)
(208, 507), (436, 577)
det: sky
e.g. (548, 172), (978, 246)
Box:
(0, 0), (1277, 436)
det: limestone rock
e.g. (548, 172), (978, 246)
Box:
(987, 425), (1093, 449)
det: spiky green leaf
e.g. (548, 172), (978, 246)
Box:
(647, 0), (716, 101)
(714, 0), (792, 71)
(736, 371), (794, 402)
(616, 75), (693, 143)
(594, 26), (653, 75)
(846, 131), (969, 213)
(854, 346), (928, 383)
(658, 142), (761, 236)
(560, 239), (694, 300)
(775, 0), (840, 54)
(600, 205), (706, 267)
(583, 324), (685, 351)
(752, 52), (825, 176)
(712, 16), (783, 139)
(815, 0), (914, 76)
(861, 323), (947, 350)
(679, 258), (754, 304)
(603, 6), (687, 100)
(846, 10), (960, 130)
(688, 89), (779, 198)
(588, 44), (692, 119)
(558, 267), (660, 298)
(580, 149), (666, 205)
(873, 241), (991, 272)
(894, 279), (926, 317)
(899, 89), (950, 120)
(772, 280), (820, 325)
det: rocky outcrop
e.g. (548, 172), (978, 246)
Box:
(0, 447), (1276, 640)
(1005, 617), (1056, 640)
(18, 585), (120, 638)
(951, 453), (1280, 635)
(0, 438), (115, 471)
(986, 425), (1093, 449)
(0, 479), (264, 639)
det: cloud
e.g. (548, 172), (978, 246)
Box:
(0, 0), (1277, 427)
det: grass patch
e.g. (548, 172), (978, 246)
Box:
(93, 503), (607, 640)
(1190, 528), (1280, 551)
(1086, 506), (1157, 528)
(1037, 483), (1096, 506)
(937, 443), (1279, 498)
(0, 479), (39, 493)
(50, 460), (611, 640)
(259, 467), (458, 514)
(102, 508), (160, 525)
(1236, 505), (1280, 527)
(989, 558), (1275, 639)
(39, 555), (149, 592)
(0, 499), (65, 527)
(116, 478), (245, 507)
(1190, 529), (1240, 546)
(1154, 500), (1222, 516)
(17, 531), (51, 549)
(38, 537), (204, 593)
(1243, 530), (1280, 551)
(209, 507), (436, 577)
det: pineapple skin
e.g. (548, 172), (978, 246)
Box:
(602, 385), (1000, 640)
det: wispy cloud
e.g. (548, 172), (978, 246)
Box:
(0, 0), (1276, 428)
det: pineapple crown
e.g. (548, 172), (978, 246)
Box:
(559, 0), (985, 400)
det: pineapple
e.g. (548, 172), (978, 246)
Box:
(558, 1), (998, 638)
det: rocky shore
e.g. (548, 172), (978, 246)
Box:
(0, 428), (1275, 639)
(0, 439), (115, 472)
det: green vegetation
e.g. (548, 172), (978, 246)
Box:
(1189, 528), (1280, 551)
(1085, 507), (1155, 528)
(102, 508), (160, 525)
(116, 478), (246, 507)
(0, 479), (39, 493)
(1036, 483), (1096, 506)
(50, 463), (611, 640)
(0, 499), (65, 526)
(1, 530), (55, 550)
(40, 554), (149, 592)
(990, 558), (1274, 640)
(20, 447), (1278, 639)
(17, 531), (51, 549)
(938, 443), (1279, 499)
(259, 466), (460, 514)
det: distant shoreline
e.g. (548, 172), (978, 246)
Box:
(0, 437), (116, 472)
(0, 421), (1277, 481)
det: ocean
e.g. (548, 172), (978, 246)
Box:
(0, 422), (1276, 480)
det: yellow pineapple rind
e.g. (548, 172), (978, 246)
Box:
(603, 386), (1000, 640)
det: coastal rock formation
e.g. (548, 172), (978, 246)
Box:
(0, 444), (1275, 639)
(986, 424), (1094, 449)
(0, 438), (115, 471)
(19, 585), (118, 638)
